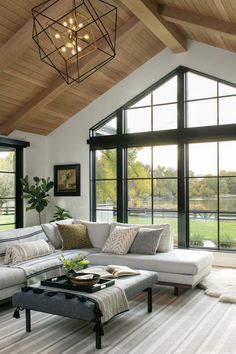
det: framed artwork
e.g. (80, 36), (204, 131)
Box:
(54, 164), (80, 196)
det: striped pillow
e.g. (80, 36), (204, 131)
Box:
(4, 239), (54, 265)
(0, 226), (47, 263)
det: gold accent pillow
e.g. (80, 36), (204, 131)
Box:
(57, 224), (92, 250)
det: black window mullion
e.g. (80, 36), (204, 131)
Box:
(90, 150), (97, 221)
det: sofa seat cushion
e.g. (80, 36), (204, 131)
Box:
(0, 266), (26, 289)
(88, 249), (213, 276)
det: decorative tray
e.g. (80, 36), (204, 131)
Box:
(41, 275), (115, 293)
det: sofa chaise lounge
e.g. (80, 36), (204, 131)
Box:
(0, 219), (213, 302)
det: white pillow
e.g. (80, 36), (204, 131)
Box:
(102, 226), (138, 255)
(4, 240), (54, 265)
(73, 219), (111, 248)
(42, 219), (73, 249)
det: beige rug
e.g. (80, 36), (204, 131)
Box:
(199, 268), (236, 303)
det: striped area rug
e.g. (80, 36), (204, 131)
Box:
(1, 286), (236, 354)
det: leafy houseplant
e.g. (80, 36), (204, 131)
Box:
(59, 255), (90, 272)
(21, 176), (54, 224)
(50, 206), (72, 222)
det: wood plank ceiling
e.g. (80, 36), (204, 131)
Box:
(0, 0), (236, 136)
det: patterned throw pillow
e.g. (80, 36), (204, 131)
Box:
(130, 228), (164, 255)
(57, 224), (93, 250)
(4, 239), (54, 265)
(102, 226), (138, 255)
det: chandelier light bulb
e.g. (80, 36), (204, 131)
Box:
(78, 23), (83, 28)
(66, 42), (73, 48)
(71, 49), (76, 55)
(55, 33), (60, 39)
(69, 18), (74, 24)
(84, 34), (89, 40)
(63, 21), (68, 27)
(77, 46), (82, 52)
(61, 46), (66, 52)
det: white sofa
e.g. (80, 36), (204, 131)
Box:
(0, 219), (213, 302)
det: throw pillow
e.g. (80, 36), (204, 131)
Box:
(42, 218), (73, 249)
(130, 228), (164, 255)
(4, 239), (54, 265)
(57, 224), (93, 250)
(73, 219), (111, 248)
(102, 226), (138, 255)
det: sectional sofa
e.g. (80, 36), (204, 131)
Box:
(0, 219), (213, 302)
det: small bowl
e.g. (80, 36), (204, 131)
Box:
(68, 272), (100, 287)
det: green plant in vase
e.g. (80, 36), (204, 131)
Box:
(59, 254), (90, 273)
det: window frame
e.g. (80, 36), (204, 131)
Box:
(88, 66), (236, 251)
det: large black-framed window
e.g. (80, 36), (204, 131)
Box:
(88, 66), (236, 250)
(0, 137), (29, 230)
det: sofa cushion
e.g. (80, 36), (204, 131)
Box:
(102, 226), (139, 255)
(57, 224), (93, 250)
(0, 226), (47, 263)
(88, 249), (213, 276)
(41, 218), (73, 249)
(110, 222), (173, 252)
(74, 219), (111, 248)
(0, 266), (26, 290)
(4, 240), (55, 265)
(130, 228), (163, 255)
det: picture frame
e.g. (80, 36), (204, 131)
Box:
(54, 164), (80, 196)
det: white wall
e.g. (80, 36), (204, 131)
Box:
(47, 41), (236, 221)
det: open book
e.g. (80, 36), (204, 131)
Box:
(82, 265), (140, 278)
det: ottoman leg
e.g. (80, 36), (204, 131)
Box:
(147, 288), (152, 313)
(26, 309), (31, 332)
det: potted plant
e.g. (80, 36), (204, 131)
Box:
(21, 176), (54, 224)
(50, 206), (72, 222)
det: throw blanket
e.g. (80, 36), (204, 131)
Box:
(5, 250), (80, 285)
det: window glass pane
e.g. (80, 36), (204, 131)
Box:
(153, 104), (177, 131)
(153, 179), (177, 210)
(219, 97), (236, 125)
(153, 145), (177, 177)
(96, 149), (116, 179)
(219, 141), (236, 174)
(189, 142), (217, 176)
(96, 208), (116, 222)
(128, 180), (151, 209)
(94, 117), (117, 136)
(0, 199), (15, 226)
(0, 173), (15, 199)
(96, 180), (116, 209)
(128, 210), (152, 224)
(220, 215), (236, 248)
(219, 83), (236, 96)
(0, 149), (15, 172)
(128, 147), (151, 178)
(187, 72), (217, 100)
(187, 99), (217, 127)
(219, 177), (236, 211)
(189, 178), (217, 211)
(154, 212), (177, 245)
(125, 107), (151, 133)
(153, 76), (177, 104)
(129, 94), (151, 108)
(189, 213), (218, 248)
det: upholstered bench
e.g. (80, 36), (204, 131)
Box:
(12, 270), (158, 349)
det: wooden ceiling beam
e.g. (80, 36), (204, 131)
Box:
(0, 16), (139, 136)
(120, 0), (187, 53)
(161, 6), (236, 40)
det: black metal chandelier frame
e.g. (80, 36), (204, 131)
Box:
(32, 0), (118, 84)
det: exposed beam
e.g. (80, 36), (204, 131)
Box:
(0, 17), (139, 136)
(161, 6), (236, 40)
(120, 0), (187, 53)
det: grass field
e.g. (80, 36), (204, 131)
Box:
(0, 215), (15, 230)
(127, 216), (236, 248)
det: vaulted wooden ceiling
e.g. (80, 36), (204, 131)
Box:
(0, 0), (236, 136)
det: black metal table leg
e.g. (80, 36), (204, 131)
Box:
(147, 287), (152, 313)
(26, 309), (31, 332)
(96, 332), (102, 349)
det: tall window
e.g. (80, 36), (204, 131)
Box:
(0, 138), (29, 230)
(89, 66), (236, 251)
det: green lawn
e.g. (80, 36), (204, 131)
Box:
(127, 215), (236, 248)
(0, 214), (15, 230)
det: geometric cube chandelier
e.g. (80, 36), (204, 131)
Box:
(32, 0), (117, 85)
